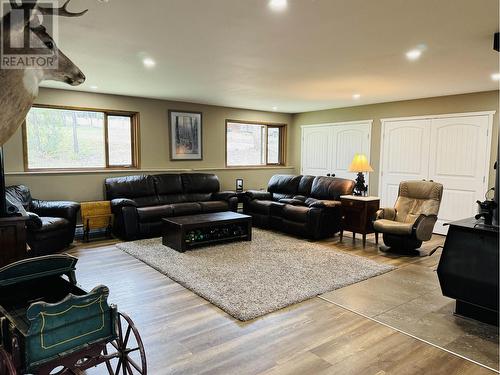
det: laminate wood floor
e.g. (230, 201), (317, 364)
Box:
(67, 233), (497, 375)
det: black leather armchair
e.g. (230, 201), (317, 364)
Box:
(6, 185), (80, 255)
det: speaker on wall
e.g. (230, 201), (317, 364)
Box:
(494, 32), (499, 52)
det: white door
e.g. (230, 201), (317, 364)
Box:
(429, 116), (491, 234)
(380, 119), (431, 207)
(301, 121), (372, 179)
(301, 126), (333, 176)
(332, 123), (371, 181)
(380, 113), (493, 235)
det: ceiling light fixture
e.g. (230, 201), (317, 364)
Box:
(269, 0), (287, 12)
(491, 73), (500, 81)
(352, 93), (361, 100)
(90, 85), (98, 90)
(406, 49), (422, 61)
(143, 57), (156, 68)
(272, 106), (278, 111)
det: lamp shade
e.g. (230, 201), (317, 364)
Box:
(348, 154), (373, 173)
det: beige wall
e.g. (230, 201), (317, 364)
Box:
(292, 91), (499, 195)
(4, 88), (294, 201)
(4, 89), (498, 202)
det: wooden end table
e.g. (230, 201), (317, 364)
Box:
(339, 195), (380, 247)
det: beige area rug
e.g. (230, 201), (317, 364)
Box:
(116, 229), (395, 321)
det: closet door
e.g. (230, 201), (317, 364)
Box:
(380, 119), (431, 207)
(429, 115), (491, 234)
(301, 126), (333, 176)
(331, 123), (371, 180)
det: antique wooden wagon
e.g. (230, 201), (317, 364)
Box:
(0, 255), (146, 374)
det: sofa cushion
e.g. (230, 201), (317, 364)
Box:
(184, 193), (212, 202)
(153, 174), (184, 204)
(35, 217), (70, 233)
(310, 176), (355, 200)
(199, 201), (229, 213)
(105, 175), (159, 207)
(171, 202), (202, 216)
(298, 175), (315, 196)
(182, 173), (220, 194)
(278, 198), (306, 206)
(281, 205), (310, 223)
(268, 175), (302, 195)
(305, 198), (342, 208)
(137, 205), (174, 222)
(248, 200), (276, 215)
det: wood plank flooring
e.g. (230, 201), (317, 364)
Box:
(67, 233), (496, 375)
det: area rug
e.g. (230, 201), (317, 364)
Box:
(116, 229), (395, 321)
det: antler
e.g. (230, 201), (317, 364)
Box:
(35, 0), (88, 17)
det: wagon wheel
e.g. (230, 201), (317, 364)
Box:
(0, 348), (17, 375)
(103, 312), (147, 375)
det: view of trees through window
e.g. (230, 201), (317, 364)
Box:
(226, 121), (284, 166)
(25, 107), (136, 170)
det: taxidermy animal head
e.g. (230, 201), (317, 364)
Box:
(0, 0), (87, 146)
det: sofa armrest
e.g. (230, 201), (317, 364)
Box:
(375, 207), (396, 221)
(305, 198), (341, 208)
(245, 190), (273, 201)
(31, 199), (80, 223)
(25, 211), (42, 231)
(211, 191), (237, 201)
(110, 198), (138, 211)
(413, 214), (438, 241)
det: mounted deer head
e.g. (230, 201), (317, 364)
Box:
(0, 0), (87, 145)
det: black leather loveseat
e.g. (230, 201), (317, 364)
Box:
(244, 175), (355, 239)
(6, 185), (80, 255)
(105, 173), (238, 240)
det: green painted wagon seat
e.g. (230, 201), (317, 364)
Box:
(25, 285), (117, 370)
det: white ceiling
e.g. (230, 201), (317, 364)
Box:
(37, 0), (500, 112)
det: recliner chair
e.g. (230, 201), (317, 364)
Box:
(373, 180), (443, 253)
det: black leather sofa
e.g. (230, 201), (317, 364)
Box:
(244, 175), (355, 239)
(5, 185), (80, 255)
(105, 173), (238, 240)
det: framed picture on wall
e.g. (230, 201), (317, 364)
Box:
(168, 110), (203, 160)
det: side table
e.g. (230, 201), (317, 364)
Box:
(339, 195), (380, 247)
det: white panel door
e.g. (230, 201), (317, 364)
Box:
(332, 124), (371, 181)
(380, 119), (431, 207)
(301, 126), (333, 176)
(429, 115), (491, 234)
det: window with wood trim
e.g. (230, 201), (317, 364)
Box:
(225, 120), (286, 167)
(23, 105), (140, 171)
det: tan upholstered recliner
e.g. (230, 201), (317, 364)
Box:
(373, 180), (443, 253)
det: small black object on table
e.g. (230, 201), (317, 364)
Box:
(162, 211), (252, 252)
(437, 217), (499, 326)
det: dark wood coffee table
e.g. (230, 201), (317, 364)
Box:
(162, 212), (252, 252)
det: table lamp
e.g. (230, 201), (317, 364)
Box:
(348, 153), (373, 196)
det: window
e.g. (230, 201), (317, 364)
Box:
(24, 106), (139, 171)
(226, 120), (286, 167)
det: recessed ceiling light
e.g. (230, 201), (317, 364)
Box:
(143, 57), (156, 68)
(269, 0), (287, 12)
(491, 73), (500, 81)
(90, 85), (98, 90)
(352, 93), (361, 100)
(406, 49), (422, 61)
(272, 106), (278, 111)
